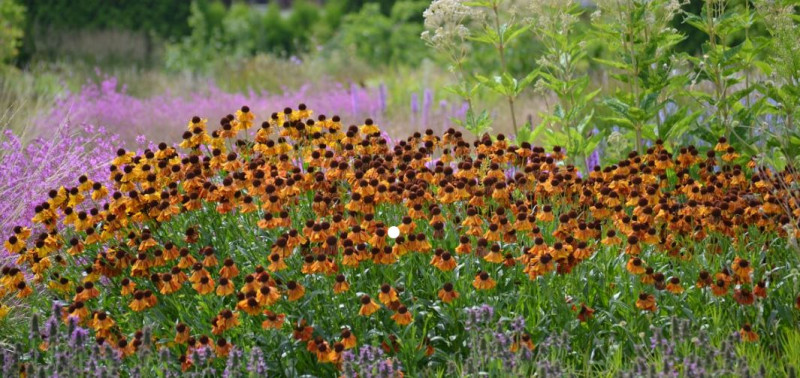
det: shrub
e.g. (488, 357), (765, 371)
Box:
(0, 0), (25, 64)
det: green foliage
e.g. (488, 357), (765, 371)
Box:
(163, 0), (435, 73)
(684, 0), (762, 151)
(422, 0), (800, 172)
(164, 0), (228, 73)
(453, 108), (493, 136)
(0, 0), (25, 64)
(752, 0), (800, 169)
(334, 1), (430, 67)
(22, 0), (191, 39)
(593, 0), (691, 154)
(166, 0), (319, 73)
(527, 1), (600, 170)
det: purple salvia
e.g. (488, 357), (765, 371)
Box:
(422, 89), (433, 128)
(410, 93), (419, 126)
(350, 83), (360, 118)
(509, 316), (526, 333)
(69, 326), (89, 350)
(379, 83), (388, 115)
(248, 347), (268, 377)
(439, 100), (449, 132)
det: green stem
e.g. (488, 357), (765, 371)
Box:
(491, 3), (519, 137)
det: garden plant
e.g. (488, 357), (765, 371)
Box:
(1, 0), (800, 377)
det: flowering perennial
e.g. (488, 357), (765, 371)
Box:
(2, 105), (800, 374)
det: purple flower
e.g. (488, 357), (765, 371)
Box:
(379, 83), (388, 115)
(422, 89), (433, 128)
(69, 326), (89, 349)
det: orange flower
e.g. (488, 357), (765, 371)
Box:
(293, 321), (314, 341)
(624, 236), (641, 255)
(359, 295), (380, 316)
(731, 257), (753, 283)
(602, 230), (621, 246)
(333, 274), (350, 294)
(696, 271), (713, 288)
(159, 273), (182, 295)
(180, 354), (193, 372)
(262, 311), (286, 330)
(129, 291), (148, 312)
(4, 235), (24, 254)
(511, 333), (535, 352)
(286, 281), (305, 301)
(378, 284), (399, 306)
(340, 328), (357, 349)
(116, 339), (135, 358)
(711, 278), (729, 297)
(626, 257), (646, 275)
(739, 323), (758, 342)
(330, 342), (346, 365)
(216, 277), (235, 296)
(391, 305), (413, 326)
(734, 288), (755, 305)
(576, 303), (594, 322)
(212, 310), (240, 335)
(16, 281), (33, 299)
(483, 244), (504, 263)
(438, 282), (459, 304)
(193, 276), (215, 295)
(473, 271), (496, 290)
(175, 323), (190, 344)
(433, 252), (457, 271)
(666, 277), (684, 294)
(635, 292), (657, 312)
(237, 297), (262, 316)
(91, 311), (115, 331)
(753, 280), (767, 298)
(268, 253), (288, 272)
(215, 338), (233, 358)
(219, 258), (240, 279)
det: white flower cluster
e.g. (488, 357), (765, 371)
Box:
(527, 0), (579, 37)
(421, 0), (481, 49)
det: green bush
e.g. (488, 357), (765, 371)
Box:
(0, 0), (25, 64)
(334, 1), (430, 67)
(22, 0), (190, 39)
(165, 0), (325, 73)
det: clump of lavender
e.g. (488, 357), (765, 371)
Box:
(340, 344), (403, 378)
(619, 317), (773, 378)
(533, 331), (571, 377)
(451, 305), (534, 376)
(0, 302), (271, 377)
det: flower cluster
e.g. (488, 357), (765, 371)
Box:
(421, 0), (481, 49)
(2, 105), (800, 374)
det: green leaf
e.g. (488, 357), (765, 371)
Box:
(584, 88), (602, 103)
(600, 117), (635, 130)
(504, 23), (532, 45)
(593, 57), (630, 70)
